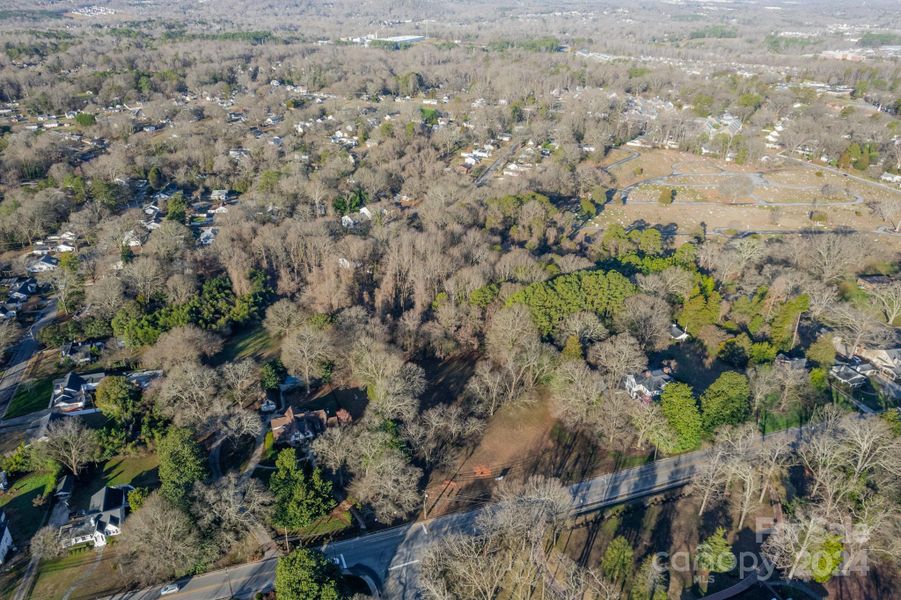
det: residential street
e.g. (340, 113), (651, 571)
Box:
(0, 299), (58, 421)
(99, 439), (744, 600)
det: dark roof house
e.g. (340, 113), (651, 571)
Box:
(270, 407), (327, 447)
(51, 371), (105, 413)
(60, 486), (129, 548)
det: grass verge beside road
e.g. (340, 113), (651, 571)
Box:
(4, 377), (52, 419)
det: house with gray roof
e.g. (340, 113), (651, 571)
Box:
(51, 371), (105, 413)
(60, 486), (130, 548)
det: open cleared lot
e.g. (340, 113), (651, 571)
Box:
(426, 395), (650, 517)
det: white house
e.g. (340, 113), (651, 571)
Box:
(0, 512), (13, 564)
(624, 369), (673, 401)
(60, 486), (129, 548)
(27, 255), (59, 273)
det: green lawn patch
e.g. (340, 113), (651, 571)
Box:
(218, 324), (277, 363)
(68, 454), (159, 512)
(4, 377), (53, 419)
(0, 471), (55, 542)
(759, 406), (805, 435)
(295, 507), (353, 540)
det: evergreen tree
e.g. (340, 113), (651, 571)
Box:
(700, 372), (751, 433)
(158, 428), (206, 508)
(276, 548), (343, 600)
(660, 383), (702, 452)
(270, 448), (333, 531)
(696, 527), (736, 592)
(601, 535), (634, 583)
(95, 375), (139, 431)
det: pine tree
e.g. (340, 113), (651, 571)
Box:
(696, 527), (735, 593)
(660, 383), (702, 452)
(271, 448), (333, 531)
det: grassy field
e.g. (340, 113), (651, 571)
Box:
(0, 471), (55, 542)
(217, 324), (277, 363)
(4, 377), (53, 419)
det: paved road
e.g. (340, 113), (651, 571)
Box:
(100, 448), (713, 600)
(474, 141), (520, 187)
(0, 299), (57, 420)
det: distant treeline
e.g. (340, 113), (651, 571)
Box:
(858, 32), (901, 48)
(689, 26), (738, 40)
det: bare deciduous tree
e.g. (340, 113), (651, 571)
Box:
(793, 231), (867, 283)
(587, 333), (647, 387)
(142, 325), (223, 370)
(43, 418), (98, 475)
(30, 525), (65, 561)
(614, 294), (671, 351)
(402, 403), (483, 469)
(119, 493), (205, 586)
(870, 197), (901, 232)
(263, 298), (305, 338)
(190, 473), (273, 550)
(867, 280), (901, 325)
(281, 323), (333, 395)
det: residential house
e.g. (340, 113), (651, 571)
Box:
(830, 364), (867, 388)
(211, 189), (231, 203)
(775, 354), (808, 370)
(269, 407), (327, 447)
(27, 255), (59, 273)
(856, 275), (893, 290)
(198, 227), (218, 246)
(855, 347), (901, 381)
(624, 369), (673, 401)
(60, 486), (129, 548)
(0, 512), (13, 564)
(152, 183), (179, 204)
(126, 370), (162, 391)
(7, 277), (37, 305)
(122, 229), (145, 248)
(61, 341), (100, 365)
(51, 371), (105, 413)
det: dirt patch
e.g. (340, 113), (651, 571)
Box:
(425, 396), (650, 517)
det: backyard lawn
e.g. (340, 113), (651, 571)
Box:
(0, 471), (55, 542)
(67, 454), (159, 512)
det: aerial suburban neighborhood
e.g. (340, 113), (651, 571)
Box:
(0, 0), (899, 599)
